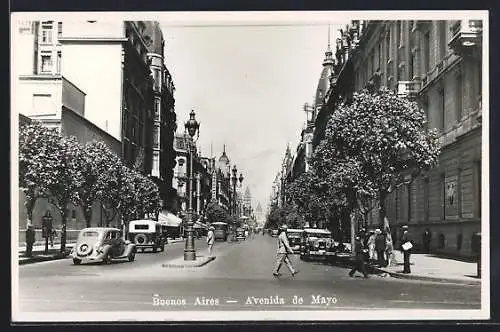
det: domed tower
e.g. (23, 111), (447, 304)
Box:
(218, 144), (230, 177)
(314, 26), (335, 119)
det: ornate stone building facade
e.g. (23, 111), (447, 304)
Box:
(310, 20), (483, 257)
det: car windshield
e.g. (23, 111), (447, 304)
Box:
(287, 232), (302, 238)
(133, 224), (150, 230)
(307, 233), (331, 239)
(82, 231), (100, 237)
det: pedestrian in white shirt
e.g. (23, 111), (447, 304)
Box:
(272, 224), (299, 277)
(207, 226), (215, 257)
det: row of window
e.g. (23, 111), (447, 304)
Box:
(40, 21), (62, 44)
(355, 21), (481, 132)
(40, 51), (62, 74)
(378, 163), (481, 225)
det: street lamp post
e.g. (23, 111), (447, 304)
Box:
(238, 173), (244, 217)
(231, 165), (238, 218)
(184, 110), (200, 261)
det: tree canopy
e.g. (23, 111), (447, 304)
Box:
(286, 87), (440, 234)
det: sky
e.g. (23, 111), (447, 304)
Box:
(160, 20), (348, 211)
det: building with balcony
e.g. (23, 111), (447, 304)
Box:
(14, 20), (174, 242)
(143, 22), (178, 212)
(311, 20), (483, 257)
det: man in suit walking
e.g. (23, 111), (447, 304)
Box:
(206, 226), (215, 257)
(272, 224), (298, 277)
(349, 234), (369, 278)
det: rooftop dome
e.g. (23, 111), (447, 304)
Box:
(218, 144), (230, 164)
(314, 27), (335, 107)
(143, 21), (164, 55)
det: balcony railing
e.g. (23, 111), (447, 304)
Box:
(397, 80), (421, 99)
(448, 20), (483, 55)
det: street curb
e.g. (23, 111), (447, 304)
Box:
(18, 255), (70, 265)
(373, 267), (481, 286)
(329, 255), (480, 286)
(161, 256), (216, 268)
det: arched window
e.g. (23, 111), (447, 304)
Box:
(438, 233), (445, 249)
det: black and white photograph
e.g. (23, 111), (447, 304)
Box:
(10, 11), (489, 322)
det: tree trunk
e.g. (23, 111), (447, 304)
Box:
(83, 206), (92, 228)
(350, 211), (356, 258)
(25, 192), (36, 224)
(379, 191), (387, 229)
(59, 208), (68, 255)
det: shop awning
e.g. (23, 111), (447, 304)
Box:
(158, 212), (182, 227)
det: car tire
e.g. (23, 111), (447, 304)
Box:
(160, 245), (164, 252)
(128, 250), (136, 262)
(73, 258), (81, 265)
(134, 233), (147, 245)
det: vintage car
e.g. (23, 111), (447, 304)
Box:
(299, 228), (336, 261)
(286, 228), (303, 254)
(235, 227), (246, 241)
(70, 227), (136, 265)
(271, 229), (279, 237)
(128, 219), (166, 252)
(212, 222), (229, 241)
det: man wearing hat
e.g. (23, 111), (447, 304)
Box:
(400, 225), (412, 273)
(25, 223), (35, 257)
(272, 224), (298, 277)
(206, 225), (215, 257)
(349, 234), (369, 278)
(374, 228), (386, 267)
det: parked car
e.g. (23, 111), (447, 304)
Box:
(70, 227), (136, 265)
(128, 219), (166, 252)
(286, 228), (303, 254)
(271, 229), (279, 237)
(299, 228), (336, 261)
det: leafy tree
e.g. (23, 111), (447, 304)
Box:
(19, 122), (65, 225)
(74, 140), (114, 227)
(319, 87), (439, 223)
(45, 135), (84, 253)
(95, 149), (127, 226)
(205, 201), (228, 224)
(139, 176), (161, 219)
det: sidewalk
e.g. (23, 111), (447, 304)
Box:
(18, 242), (75, 265)
(333, 243), (480, 285)
(374, 250), (481, 285)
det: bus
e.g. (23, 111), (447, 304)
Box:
(211, 222), (229, 241)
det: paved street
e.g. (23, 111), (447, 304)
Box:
(16, 234), (481, 314)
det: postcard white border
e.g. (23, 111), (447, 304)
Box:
(11, 10), (490, 322)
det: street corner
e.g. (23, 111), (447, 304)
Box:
(161, 255), (216, 268)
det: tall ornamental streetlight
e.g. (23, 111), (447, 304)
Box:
(184, 110), (200, 261)
(238, 172), (244, 216)
(231, 165), (238, 218)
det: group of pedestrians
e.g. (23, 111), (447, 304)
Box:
(349, 223), (413, 278)
(364, 228), (395, 268)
